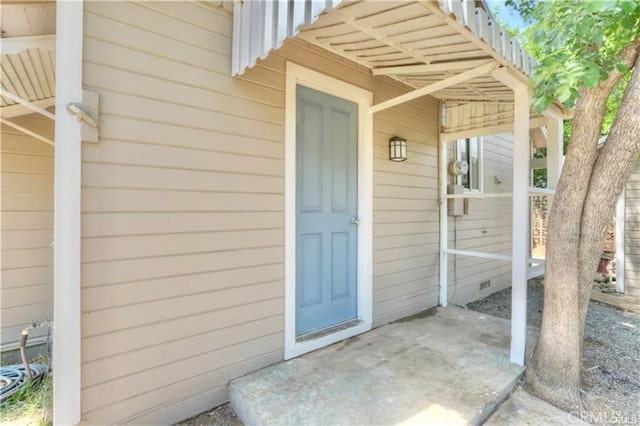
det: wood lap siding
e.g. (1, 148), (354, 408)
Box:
(80, 2), (439, 424)
(1, 117), (54, 350)
(625, 162), (640, 296)
(447, 133), (513, 304)
(80, 3), (283, 424)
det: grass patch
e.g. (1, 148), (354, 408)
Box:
(1, 359), (52, 426)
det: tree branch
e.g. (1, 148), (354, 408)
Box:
(596, 36), (640, 93)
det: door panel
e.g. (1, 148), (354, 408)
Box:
(296, 85), (358, 336)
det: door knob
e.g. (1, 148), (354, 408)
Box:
(350, 217), (360, 225)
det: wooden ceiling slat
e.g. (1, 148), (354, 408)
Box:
(1, 61), (30, 101)
(19, 50), (45, 99)
(41, 49), (56, 96)
(28, 48), (52, 99)
(6, 54), (38, 100)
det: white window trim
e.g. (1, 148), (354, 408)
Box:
(284, 62), (373, 360)
(455, 136), (484, 193)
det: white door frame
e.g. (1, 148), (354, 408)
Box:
(284, 62), (373, 360)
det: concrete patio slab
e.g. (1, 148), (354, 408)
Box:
(486, 389), (589, 425)
(230, 307), (539, 425)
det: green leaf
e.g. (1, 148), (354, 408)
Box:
(557, 85), (572, 103)
(532, 96), (549, 113)
(584, 73), (599, 87)
(622, 14), (637, 29)
(620, 1), (637, 13)
(617, 63), (630, 73)
(584, 0), (610, 12)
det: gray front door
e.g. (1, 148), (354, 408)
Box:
(296, 85), (358, 336)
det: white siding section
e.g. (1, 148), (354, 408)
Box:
(625, 161), (640, 296)
(447, 133), (513, 304)
(80, 2), (439, 424)
(1, 116), (54, 350)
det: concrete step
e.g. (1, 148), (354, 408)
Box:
(230, 307), (539, 425)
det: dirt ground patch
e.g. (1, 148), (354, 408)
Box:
(175, 403), (242, 426)
(467, 279), (640, 425)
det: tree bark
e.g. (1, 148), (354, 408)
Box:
(577, 54), (640, 340)
(526, 39), (640, 412)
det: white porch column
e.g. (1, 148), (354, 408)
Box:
(54, 1), (83, 424)
(492, 66), (531, 366)
(510, 87), (531, 366)
(616, 192), (626, 293)
(546, 116), (563, 190)
(439, 138), (449, 306)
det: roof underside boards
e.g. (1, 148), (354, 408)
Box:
(1, 2), (56, 119)
(0, 2), (56, 37)
(232, 0), (543, 137)
(0, 47), (56, 113)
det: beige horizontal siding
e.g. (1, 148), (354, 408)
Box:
(625, 161), (640, 296)
(447, 133), (514, 304)
(1, 118), (54, 350)
(80, 1), (440, 424)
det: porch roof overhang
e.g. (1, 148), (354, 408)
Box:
(0, 35), (56, 145)
(231, 0), (556, 138)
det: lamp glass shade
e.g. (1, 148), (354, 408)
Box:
(389, 136), (407, 162)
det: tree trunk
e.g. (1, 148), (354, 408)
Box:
(526, 41), (640, 412)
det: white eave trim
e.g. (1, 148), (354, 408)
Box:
(1, 34), (56, 54)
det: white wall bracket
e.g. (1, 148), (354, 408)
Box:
(66, 90), (99, 143)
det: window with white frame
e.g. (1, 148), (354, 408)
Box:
(456, 137), (483, 192)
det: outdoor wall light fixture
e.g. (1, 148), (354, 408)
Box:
(389, 136), (407, 162)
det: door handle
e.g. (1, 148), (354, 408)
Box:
(350, 217), (360, 225)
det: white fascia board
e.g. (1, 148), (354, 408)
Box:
(1, 34), (56, 54)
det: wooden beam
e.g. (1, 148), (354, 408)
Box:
(441, 116), (547, 141)
(446, 248), (512, 262)
(372, 59), (494, 76)
(531, 157), (546, 170)
(371, 61), (498, 113)
(0, 117), (54, 145)
(491, 66), (528, 91)
(0, 89), (55, 120)
(1, 97), (55, 118)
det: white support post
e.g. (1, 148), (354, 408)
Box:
(439, 137), (448, 306)
(510, 87), (530, 366)
(53, 1), (83, 425)
(616, 191), (625, 293)
(546, 117), (563, 190)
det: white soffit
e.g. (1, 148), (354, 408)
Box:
(232, 0), (537, 104)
